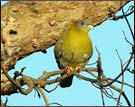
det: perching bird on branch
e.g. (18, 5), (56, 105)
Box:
(54, 19), (93, 88)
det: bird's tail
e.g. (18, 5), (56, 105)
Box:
(60, 74), (73, 88)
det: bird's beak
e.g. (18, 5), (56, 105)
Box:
(88, 25), (94, 30)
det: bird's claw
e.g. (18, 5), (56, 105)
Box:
(64, 66), (82, 75)
(75, 66), (83, 73)
(64, 66), (73, 75)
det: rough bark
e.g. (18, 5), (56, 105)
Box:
(1, 1), (128, 95)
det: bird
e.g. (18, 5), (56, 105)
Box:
(54, 19), (93, 88)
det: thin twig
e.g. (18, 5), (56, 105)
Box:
(2, 97), (8, 106)
(127, 67), (134, 74)
(125, 5), (134, 14)
(95, 47), (106, 106)
(122, 92), (131, 106)
(102, 74), (131, 106)
(112, 10), (134, 21)
(86, 61), (97, 66)
(38, 87), (49, 106)
(74, 73), (97, 82)
(122, 30), (133, 46)
(122, 8), (134, 39)
(100, 88), (105, 106)
(116, 50), (124, 106)
(103, 88), (118, 101)
(48, 102), (63, 106)
(3, 71), (27, 94)
(102, 78), (134, 88)
(91, 82), (101, 89)
(44, 83), (59, 93)
(116, 71), (124, 106)
(101, 49), (133, 87)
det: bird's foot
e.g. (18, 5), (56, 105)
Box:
(65, 66), (73, 75)
(75, 66), (83, 80)
(75, 66), (83, 73)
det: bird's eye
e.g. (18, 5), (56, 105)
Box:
(81, 22), (84, 26)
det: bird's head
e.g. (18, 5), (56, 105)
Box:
(75, 19), (94, 32)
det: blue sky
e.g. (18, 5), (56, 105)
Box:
(1, 1), (134, 106)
